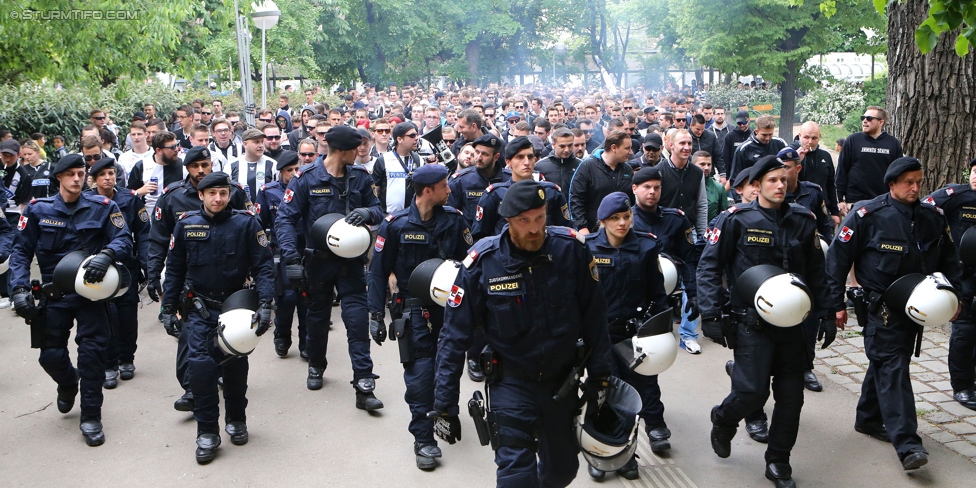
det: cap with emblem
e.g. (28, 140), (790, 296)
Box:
(325, 125), (363, 151)
(632, 166), (662, 186)
(597, 192), (632, 220)
(242, 128), (266, 142)
(884, 156), (923, 185)
(89, 155), (117, 177)
(183, 146), (212, 166)
(777, 147), (800, 162)
(733, 167), (753, 189)
(735, 110), (749, 125)
(499, 180), (547, 218)
(53, 153), (86, 176)
(412, 164), (449, 186)
(197, 171), (233, 191)
(750, 155), (785, 182)
(505, 136), (534, 160)
(0, 139), (21, 155)
(392, 122), (418, 140)
(276, 150), (300, 171)
(642, 133), (663, 151)
(472, 134), (503, 153)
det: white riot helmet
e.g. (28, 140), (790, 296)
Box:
(53, 250), (131, 301)
(310, 213), (371, 259)
(819, 237), (829, 260)
(215, 289), (262, 356)
(612, 308), (678, 376)
(407, 258), (461, 307)
(659, 254), (679, 295)
(883, 273), (959, 327)
(575, 376), (642, 472)
(735, 264), (812, 328)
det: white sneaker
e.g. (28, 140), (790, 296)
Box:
(0, 297), (10, 309)
(680, 338), (702, 354)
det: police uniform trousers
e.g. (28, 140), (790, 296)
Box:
(610, 333), (666, 432)
(274, 288), (308, 352)
(489, 375), (580, 488)
(304, 255), (375, 380)
(105, 272), (140, 369)
(184, 305), (249, 435)
(403, 304), (443, 444)
(742, 314), (818, 426)
(38, 293), (112, 421)
(857, 311), (924, 458)
(713, 322), (806, 464)
(949, 300), (976, 393)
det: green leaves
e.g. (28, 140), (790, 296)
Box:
(914, 0), (976, 56)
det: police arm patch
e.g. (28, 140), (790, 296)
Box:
(838, 226), (853, 242)
(283, 189), (294, 203)
(138, 208), (149, 222)
(708, 228), (721, 245)
(685, 227), (695, 245)
(154, 206), (163, 221)
(169, 234), (175, 250)
(110, 212), (125, 229)
(463, 228), (473, 245)
(561, 204), (570, 221)
(374, 235), (386, 252)
(476, 206), (484, 221)
(448, 285), (464, 307)
(589, 257), (599, 281)
(257, 230), (269, 247)
(17, 214), (27, 231)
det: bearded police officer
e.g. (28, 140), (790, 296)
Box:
(429, 180), (612, 487)
(698, 156), (831, 488)
(9, 154), (133, 446)
(368, 164), (472, 470)
(828, 157), (962, 470)
(275, 125), (385, 410)
(162, 171), (275, 464)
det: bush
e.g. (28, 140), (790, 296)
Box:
(702, 84), (781, 112)
(843, 106), (864, 134)
(861, 75), (887, 107)
(795, 82), (864, 125)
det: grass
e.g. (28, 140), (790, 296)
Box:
(820, 124), (851, 147)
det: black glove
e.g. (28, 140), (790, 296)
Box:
(344, 207), (371, 226)
(160, 305), (180, 338)
(146, 277), (162, 302)
(369, 314), (387, 345)
(285, 260), (306, 289)
(684, 294), (700, 321)
(701, 317), (727, 347)
(12, 286), (36, 320)
(426, 411), (462, 444)
(83, 249), (115, 283)
(818, 316), (837, 349)
(254, 301), (275, 336)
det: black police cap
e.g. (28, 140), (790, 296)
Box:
(597, 192), (632, 220)
(276, 150), (300, 170)
(504, 136), (534, 160)
(732, 167), (753, 188)
(325, 125), (363, 151)
(472, 134), (502, 153)
(183, 146), (212, 166)
(197, 171), (233, 191)
(88, 155), (117, 177)
(53, 153), (86, 176)
(884, 156), (923, 185)
(750, 155), (785, 182)
(632, 166), (662, 186)
(412, 164), (448, 186)
(499, 180), (547, 218)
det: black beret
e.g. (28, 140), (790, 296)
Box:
(777, 147), (800, 161)
(325, 125), (364, 151)
(392, 122), (418, 140)
(53, 154), (86, 176)
(632, 166), (662, 185)
(472, 134), (502, 153)
(275, 150), (300, 170)
(89, 155), (117, 177)
(412, 164), (448, 186)
(597, 192), (632, 220)
(197, 171), (234, 191)
(183, 146), (212, 166)
(750, 155), (785, 182)
(499, 180), (547, 218)
(505, 136), (534, 160)
(732, 167), (753, 188)
(884, 156), (923, 184)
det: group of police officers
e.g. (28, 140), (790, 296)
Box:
(5, 104), (976, 488)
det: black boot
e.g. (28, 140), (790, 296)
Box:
(80, 419), (105, 447)
(195, 433), (221, 464)
(57, 375), (79, 414)
(587, 464), (605, 481)
(803, 370), (823, 392)
(466, 359), (485, 382)
(746, 419), (769, 443)
(764, 463), (796, 488)
(225, 421), (248, 445)
(274, 338), (290, 358)
(616, 455), (640, 480)
(648, 426), (672, 453)
(104, 369), (119, 389)
(354, 378), (383, 411)
(307, 366), (325, 390)
(119, 363), (135, 380)
(174, 391), (195, 411)
(710, 406), (736, 458)
(414, 442), (441, 470)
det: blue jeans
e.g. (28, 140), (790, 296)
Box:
(679, 289), (699, 341)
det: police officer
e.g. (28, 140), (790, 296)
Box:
(256, 151), (309, 359)
(161, 171), (275, 464)
(85, 157), (150, 387)
(429, 180), (612, 487)
(585, 192), (669, 481)
(828, 157), (962, 470)
(698, 156), (831, 488)
(275, 125), (385, 410)
(924, 158), (976, 411)
(367, 164), (472, 470)
(146, 145), (253, 412)
(471, 136), (571, 240)
(9, 154), (133, 446)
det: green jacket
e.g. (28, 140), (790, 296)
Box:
(704, 177), (729, 222)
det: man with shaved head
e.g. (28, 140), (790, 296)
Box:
(791, 121), (839, 225)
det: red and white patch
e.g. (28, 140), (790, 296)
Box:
(946, 187), (955, 195)
(462, 249), (479, 268)
(727, 205), (738, 214)
(856, 207), (869, 218)
(385, 213), (395, 222)
(253, 203), (261, 214)
(708, 228), (721, 244)
(676, 208), (685, 215)
(374, 235), (386, 252)
(17, 214), (27, 231)
(154, 206), (162, 221)
(448, 285), (464, 307)
(476, 206), (484, 221)
(169, 234), (175, 250)
(486, 184), (494, 192)
(102, 197), (110, 205)
(923, 196), (935, 206)
(838, 226), (854, 242)
(283, 189), (294, 203)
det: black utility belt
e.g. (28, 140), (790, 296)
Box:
(500, 364), (566, 383)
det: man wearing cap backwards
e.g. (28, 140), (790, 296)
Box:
(584, 191), (670, 482)
(372, 122), (425, 214)
(256, 151), (308, 359)
(145, 145), (254, 413)
(162, 171), (275, 464)
(471, 136), (571, 240)
(447, 133), (512, 230)
(367, 164), (472, 471)
(924, 158), (976, 412)
(275, 125), (387, 410)
(828, 156), (962, 471)
(85, 156), (151, 388)
(429, 179), (612, 488)
(231, 128), (278, 203)
(8, 154), (132, 447)
(698, 155), (831, 488)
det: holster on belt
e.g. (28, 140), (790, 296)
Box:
(392, 316), (412, 363)
(847, 288), (868, 327)
(468, 390), (492, 447)
(28, 280), (48, 349)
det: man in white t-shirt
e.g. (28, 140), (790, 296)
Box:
(118, 121), (154, 174)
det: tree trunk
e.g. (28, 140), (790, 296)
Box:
(778, 60), (798, 142)
(888, 0), (976, 193)
(465, 38), (480, 87)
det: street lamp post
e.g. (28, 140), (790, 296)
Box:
(251, 1), (281, 110)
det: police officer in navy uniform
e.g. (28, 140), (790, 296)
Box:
(9, 154), (133, 446)
(256, 151), (309, 359)
(367, 164), (472, 470)
(275, 125), (385, 410)
(145, 146), (254, 412)
(85, 157), (151, 387)
(924, 158), (976, 411)
(698, 156), (831, 488)
(585, 192), (669, 481)
(429, 180), (612, 488)
(161, 171), (275, 464)
(828, 157), (962, 470)
(471, 136), (571, 240)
